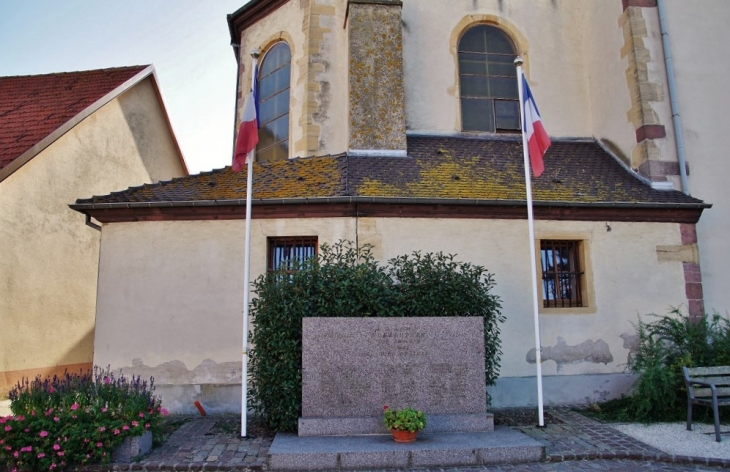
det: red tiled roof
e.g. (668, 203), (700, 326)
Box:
(0, 65), (149, 171)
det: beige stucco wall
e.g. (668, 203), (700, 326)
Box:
(237, 0), (349, 158)
(0, 77), (185, 392)
(661, 0), (730, 314)
(234, 0), (651, 168)
(94, 215), (687, 410)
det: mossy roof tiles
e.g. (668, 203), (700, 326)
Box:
(75, 135), (705, 207)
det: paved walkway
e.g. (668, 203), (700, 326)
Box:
(81, 409), (729, 471)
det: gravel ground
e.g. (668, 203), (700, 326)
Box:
(613, 422), (730, 460)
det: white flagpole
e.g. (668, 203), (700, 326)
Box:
(515, 57), (545, 427)
(241, 50), (259, 438)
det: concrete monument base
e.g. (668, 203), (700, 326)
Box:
(268, 427), (544, 470)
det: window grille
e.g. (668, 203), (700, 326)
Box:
(540, 240), (584, 308)
(267, 236), (318, 272)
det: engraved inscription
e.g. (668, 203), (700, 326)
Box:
(301, 317), (486, 418)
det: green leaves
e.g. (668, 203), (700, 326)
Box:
(248, 241), (504, 431)
(590, 308), (730, 423)
(383, 407), (426, 433)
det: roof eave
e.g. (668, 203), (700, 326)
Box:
(69, 196), (712, 212)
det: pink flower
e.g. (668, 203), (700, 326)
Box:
(50, 464), (57, 470)
(4, 446), (10, 451)
(37, 453), (45, 458)
(161, 408), (169, 416)
(24, 428), (29, 433)
(103, 376), (110, 384)
(113, 429), (120, 435)
(83, 438), (90, 443)
(49, 386), (55, 393)
(70, 403), (79, 411)
(57, 451), (64, 457)
(139, 413), (145, 418)
(98, 426), (106, 432)
(4, 426), (11, 432)
(72, 415), (77, 419)
(122, 425), (129, 431)
(101, 407), (107, 413)
(13, 451), (18, 458)
(40, 430), (48, 437)
(16, 415), (25, 421)
(53, 417), (59, 422)
(96, 442), (103, 448)
(131, 421), (139, 427)
(145, 423), (150, 429)
(53, 444), (60, 451)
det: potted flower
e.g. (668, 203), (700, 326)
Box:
(382, 405), (426, 443)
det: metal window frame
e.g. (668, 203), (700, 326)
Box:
(267, 236), (318, 272)
(540, 239), (585, 308)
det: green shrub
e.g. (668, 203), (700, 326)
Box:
(248, 241), (504, 431)
(0, 366), (167, 471)
(588, 308), (730, 422)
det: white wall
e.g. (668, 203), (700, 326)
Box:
(662, 0), (730, 315)
(0, 78), (185, 392)
(94, 215), (687, 410)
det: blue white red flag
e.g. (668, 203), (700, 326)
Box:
(522, 75), (551, 177)
(233, 63), (259, 172)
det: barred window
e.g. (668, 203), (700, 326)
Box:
(458, 25), (520, 133)
(267, 236), (318, 272)
(540, 240), (585, 308)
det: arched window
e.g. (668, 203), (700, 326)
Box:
(257, 42), (291, 161)
(458, 25), (520, 133)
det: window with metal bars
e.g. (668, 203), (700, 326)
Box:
(540, 240), (584, 308)
(458, 25), (520, 133)
(267, 236), (318, 272)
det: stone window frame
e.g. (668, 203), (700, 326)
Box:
(457, 24), (521, 133)
(257, 41), (292, 162)
(536, 234), (597, 315)
(267, 236), (318, 273)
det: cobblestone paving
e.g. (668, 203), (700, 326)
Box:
(78, 409), (729, 471)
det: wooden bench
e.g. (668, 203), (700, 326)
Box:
(683, 366), (730, 442)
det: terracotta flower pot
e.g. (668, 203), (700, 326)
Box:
(391, 429), (419, 443)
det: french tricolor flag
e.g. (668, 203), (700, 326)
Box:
(522, 75), (551, 177)
(233, 63), (259, 172)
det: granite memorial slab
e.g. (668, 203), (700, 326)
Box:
(299, 317), (492, 436)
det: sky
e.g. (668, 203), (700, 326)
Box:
(0, 0), (250, 174)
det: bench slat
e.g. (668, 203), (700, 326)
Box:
(686, 366), (730, 376)
(693, 387), (730, 398)
(688, 376), (730, 386)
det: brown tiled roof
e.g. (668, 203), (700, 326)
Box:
(74, 135), (705, 209)
(0, 66), (149, 171)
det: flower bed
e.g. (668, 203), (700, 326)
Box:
(0, 366), (167, 471)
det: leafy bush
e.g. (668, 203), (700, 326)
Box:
(248, 241), (504, 431)
(587, 308), (730, 422)
(0, 366), (167, 471)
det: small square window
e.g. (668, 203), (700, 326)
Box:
(267, 236), (318, 272)
(540, 240), (585, 308)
